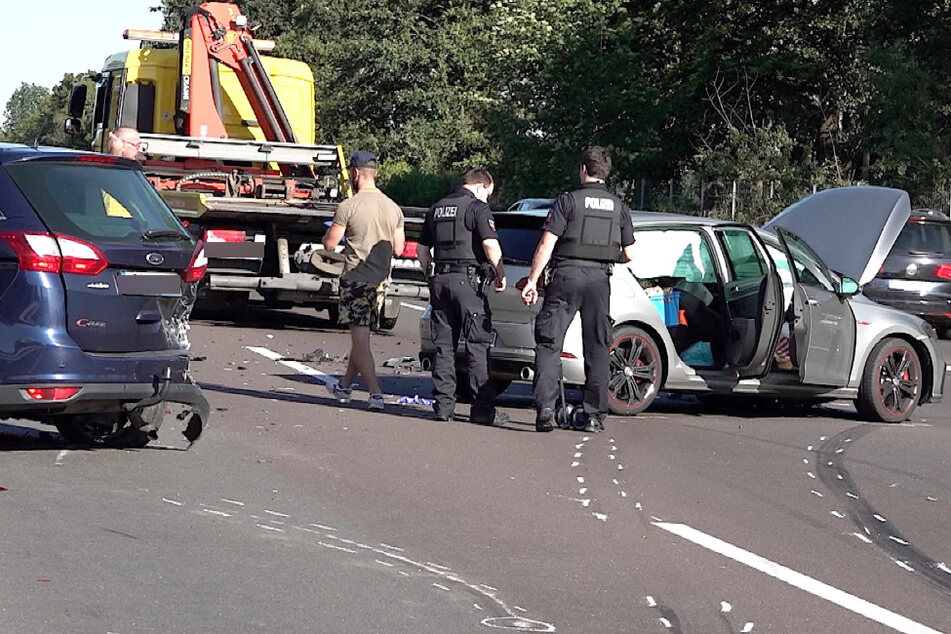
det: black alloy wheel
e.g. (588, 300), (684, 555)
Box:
(607, 326), (662, 415)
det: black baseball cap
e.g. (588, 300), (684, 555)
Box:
(348, 150), (377, 169)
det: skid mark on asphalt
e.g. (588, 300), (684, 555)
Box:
(156, 492), (556, 632)
(812, 426), (951, 594)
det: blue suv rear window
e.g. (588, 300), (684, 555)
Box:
(6, 162), (184, 244)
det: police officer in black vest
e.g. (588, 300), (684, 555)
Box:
(418, 169), (509, 425)
(520, 147), (636, 432)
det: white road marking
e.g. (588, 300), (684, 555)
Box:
(256, 524), (285, 533)
(311, 523), (337, 531)
(513, 605), (527, 612)
(720, 601), (732, 613)
(742, 623), (755, 633)
(54, 450), (69, 466)
(852, 532), (873, 544)
(830, 511), (845, 518)
(807, 472), (816, 479)
(646, 596), (657, 607)
(203, 509), (232, 518)
(246, 346), (335, 386)
(433, 583), (451, 591)
(162, 498), (184, 506)
(221, 498), (245, 507)
(319, 541), (357, 554)
(426, 561), (452, 571)
(400, 302), (427, 311)
(660, 617), (673, 628)
(810, 490), (824, 498)
(571, 461), (580, 467)
(654, 522), (944, 634)
(264, 509), (289, 518)
(593, 513), (608, 521)
(937, 563), (951, 575)
(375, 559), (394, 567)
(895, 560), (914, 572)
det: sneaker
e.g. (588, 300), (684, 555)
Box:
(434, 411), (455, 422)
(368, 393), (385, 411)
(535, 408), (554, 433)
(471, 411), (510, 426)
(327, 380), (352, 404)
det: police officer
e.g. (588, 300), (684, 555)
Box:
(418, 169), (509, 425)
(520, 147), (636, 432)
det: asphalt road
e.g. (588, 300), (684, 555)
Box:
(2, 302), (950, 634)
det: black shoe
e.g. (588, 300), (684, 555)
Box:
(471, 411), (509, 426)
(535, 408), (554, 433)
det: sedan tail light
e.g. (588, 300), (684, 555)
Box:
(0, 232), (108, 275)
(181, 240), (207, 282)
(935, 264), (951, 280)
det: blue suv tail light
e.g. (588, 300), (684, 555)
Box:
(0, 231), (109, 275)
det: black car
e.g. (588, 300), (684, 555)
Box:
(0, 144), (209, 446)
(863, 208), (951, 338)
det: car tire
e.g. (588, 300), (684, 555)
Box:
(856, 337), (922, 423)
(607, 325), (663, 416)
(54, 411), (152, 448)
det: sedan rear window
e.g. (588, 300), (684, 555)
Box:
(6, 162), (184, 244)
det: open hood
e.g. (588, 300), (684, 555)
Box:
(763, 186), (911, 285)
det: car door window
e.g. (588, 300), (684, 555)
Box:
(778, 230), (835, 292)
(627, 229), (716, 282)
(719, 229), (767, 281)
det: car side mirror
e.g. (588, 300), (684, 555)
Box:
(63, 117), (82, 136)
(68, 83), (87, 118)
(838, 277), (859, 296)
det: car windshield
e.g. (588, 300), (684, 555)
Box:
(5, 161), (185, 244)
(892, 220), (951, 253)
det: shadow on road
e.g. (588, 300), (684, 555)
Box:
(191, 301), (399, 337)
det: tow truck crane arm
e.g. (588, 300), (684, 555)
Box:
(178, 2), (297, 145)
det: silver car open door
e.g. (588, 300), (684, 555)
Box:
(715, 227), (785, 379)
(776, 227), (856, 387)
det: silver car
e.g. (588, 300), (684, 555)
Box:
(419, 187), (946, 423)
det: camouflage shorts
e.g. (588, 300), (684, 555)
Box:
(338, 279), (387, 327)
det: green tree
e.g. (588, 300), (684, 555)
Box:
(1, 75), (97, 149)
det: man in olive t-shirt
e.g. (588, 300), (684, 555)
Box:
(322, 151), (405, 411)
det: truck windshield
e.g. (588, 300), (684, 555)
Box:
(5, 162), (185, 244)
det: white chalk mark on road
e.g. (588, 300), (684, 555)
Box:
(654, 522), (944, 634)
(55, 450), (69, 466)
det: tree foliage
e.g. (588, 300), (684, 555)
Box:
(8, 0), (951, 215)
(1, 75), (96, 149)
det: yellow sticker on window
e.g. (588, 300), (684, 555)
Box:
(102, 191), (133, 218)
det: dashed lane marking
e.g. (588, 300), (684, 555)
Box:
(400, 302), (427, 311)
(654, 522), (943, 634)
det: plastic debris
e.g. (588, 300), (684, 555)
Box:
(395, 394), (435, 406)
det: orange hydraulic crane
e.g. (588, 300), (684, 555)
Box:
(177, 2), (298, 146)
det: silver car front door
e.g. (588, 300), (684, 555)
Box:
(776, 228), (856, 386)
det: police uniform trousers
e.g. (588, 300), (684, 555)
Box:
(429, 268), (496, 419)
(533, 265), (612, 420)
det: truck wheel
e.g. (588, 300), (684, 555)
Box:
(607, 326), (663, 416)
(856, 337), (922, 423)
(54, 411), (153, 448)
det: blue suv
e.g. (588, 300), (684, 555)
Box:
(0, 144), (209, 447)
